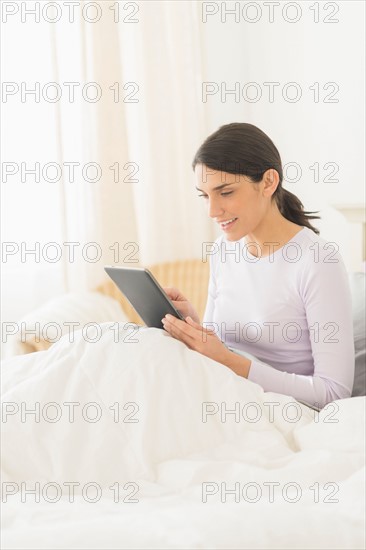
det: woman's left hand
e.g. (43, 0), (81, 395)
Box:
(161, 314), (229, 365)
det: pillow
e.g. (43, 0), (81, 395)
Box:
(3, 292), (129, 358)
(349, 272), (366, 397)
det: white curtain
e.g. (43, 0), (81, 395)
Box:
(117, 0), (214, 265)
(53, 0), (214, 290)
(2, 0), (216, 336)
(52, 1), (140, 292)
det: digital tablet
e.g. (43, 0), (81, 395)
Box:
(104, 266), (186, 329)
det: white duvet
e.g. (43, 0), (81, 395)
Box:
(1, 322), (365, 549)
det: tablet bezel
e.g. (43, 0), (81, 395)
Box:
(104, 266), (186, 328)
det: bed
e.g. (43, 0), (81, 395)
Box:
(1, 321), (365, 549)
(1, 208), (365, 549)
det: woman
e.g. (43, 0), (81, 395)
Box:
(162, 122), (355, 409)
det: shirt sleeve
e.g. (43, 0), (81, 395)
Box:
(246, 249), (355, 409)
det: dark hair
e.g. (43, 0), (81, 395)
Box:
(192, 122), (320, 234)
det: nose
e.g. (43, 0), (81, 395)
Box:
(207, 196), (224, 219)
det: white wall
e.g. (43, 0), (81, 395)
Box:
(199, 0), (365, 211)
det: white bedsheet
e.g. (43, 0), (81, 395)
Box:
(1, 322), (365, 549)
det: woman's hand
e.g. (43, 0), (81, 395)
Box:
(161, 314), (229, 365)
(163, 287), (201, 325)
(162, 314), (252, 378)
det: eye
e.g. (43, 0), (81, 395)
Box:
(197, 191), (233, 198)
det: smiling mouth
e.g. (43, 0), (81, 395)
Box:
(219, 217), (238, 230)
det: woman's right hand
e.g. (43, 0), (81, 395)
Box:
(163, 287), (200, 324)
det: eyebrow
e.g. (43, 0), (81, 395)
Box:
(195, 183), (236, 192)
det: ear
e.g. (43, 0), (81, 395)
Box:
(262, 169), (280, 197)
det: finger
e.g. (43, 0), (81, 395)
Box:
(163, 319), (195, 347)
(164, 316), (216, 350)
(163, 315), (197, 343)
(164, 286), (180, 297)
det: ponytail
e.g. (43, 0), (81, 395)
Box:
(275, 187), (320, 235)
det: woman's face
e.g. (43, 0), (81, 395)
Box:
(194, 163), (273, 241)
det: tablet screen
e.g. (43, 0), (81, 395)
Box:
(104, 266), (186, 329)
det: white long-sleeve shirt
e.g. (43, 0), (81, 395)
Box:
(202, 226), (355, 408)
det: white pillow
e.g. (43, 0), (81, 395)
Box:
(3, 292), (129, 358)
(349, 272), (366, 397)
